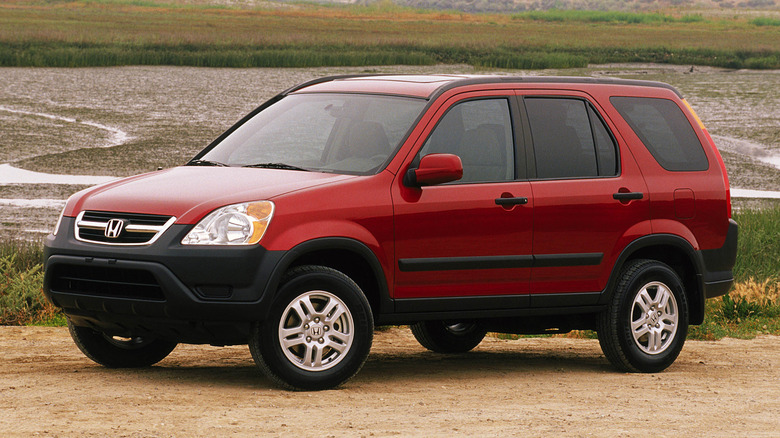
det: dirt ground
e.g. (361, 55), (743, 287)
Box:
(0, 327), (778, 437)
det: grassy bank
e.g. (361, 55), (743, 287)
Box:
(1, 208), (778, 337)
(0, 241), (57, 326)
(5, 42), (778, 70)
(1, 0), (779, 69)
(733, 207), (780, 283)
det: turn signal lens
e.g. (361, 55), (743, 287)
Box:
(181, 201), (275, 245)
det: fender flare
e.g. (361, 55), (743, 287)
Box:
(259, 237), (392, 320)
(599, 233), (706, 323)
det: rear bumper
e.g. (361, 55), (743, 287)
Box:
(699, 218), (738, 299)
(44, 217), (286, 344)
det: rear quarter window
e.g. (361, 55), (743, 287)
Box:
(611, 96), (708, 172)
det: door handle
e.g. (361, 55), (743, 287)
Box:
(613, 192), (644, 201)
(495, 197), (529, 206)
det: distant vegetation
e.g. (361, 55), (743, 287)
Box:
(0, 0), (779, 69)
(751, 16), (780, 25)
(386, 0), (778, 13)
(512, 9), (705, 22)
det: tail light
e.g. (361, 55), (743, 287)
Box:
(683, 99), (732, 219)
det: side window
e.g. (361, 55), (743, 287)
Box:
(419, 98), (514, 183)
(610, 96), (708, 171)
(589, 106), (619, 177)
(526, 97), (606, 179)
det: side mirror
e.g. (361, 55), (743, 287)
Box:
(404, 153), (463, 187)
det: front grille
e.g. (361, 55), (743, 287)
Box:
(75, 211), (176, 245)
(49, 264), (165, 301)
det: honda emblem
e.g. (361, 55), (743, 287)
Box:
(105, 219), (125, 238)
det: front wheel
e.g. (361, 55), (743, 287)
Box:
(597, 259), (689, 373)
(67, 320), (177, 368)
(249, 265), (374, 391)
(410, 320), (487, 353)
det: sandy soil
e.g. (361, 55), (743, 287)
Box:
(1, 326), (778, 437)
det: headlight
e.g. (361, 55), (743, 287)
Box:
(181, 201), (274, 245)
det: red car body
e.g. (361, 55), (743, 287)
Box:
(44, 75), (737, 390)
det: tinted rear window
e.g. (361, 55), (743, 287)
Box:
(611, 97), (708, 171)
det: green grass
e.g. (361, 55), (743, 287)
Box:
(513, 9), (705, 24)
(28, 313), (67, 327)
(0, 240), (44, 271)
(0, 250), (54, 326)
(1, 0), (779, 69)
(0, 42), (437, 68)
(689, 290), (780, 340)
(751, 17), (780, 26)
(1, 42), (777, 70)
(733, 207), (780, 283)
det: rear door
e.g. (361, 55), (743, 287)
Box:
(519, 91), (650, 305)
(392, 91), (533, 310)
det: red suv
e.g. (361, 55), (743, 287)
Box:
(44, 75), (737, 390)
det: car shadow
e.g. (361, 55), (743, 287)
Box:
(85, 344), (611, 391)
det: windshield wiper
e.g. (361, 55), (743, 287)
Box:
(187, 159), (229, 167)
(243, 163), (310, 171)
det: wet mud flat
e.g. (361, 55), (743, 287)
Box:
(1, 64), (779, 240)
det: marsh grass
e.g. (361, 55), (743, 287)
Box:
(0, 247), (59, 326)
(0, 43), (437, 68)
(733, 207), (780, 283)
(1, 0), (779, 69)
(751, 17), (780, 26)
(0, 240), (44, 271)
(2, 42), (778, 69)
(512, 9), (705, 24)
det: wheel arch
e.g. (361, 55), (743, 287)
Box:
(262, 237), (392, 321)
(601, 234), (706, 325)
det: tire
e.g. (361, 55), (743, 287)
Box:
(597, 259), (689, 373)
(248, 265), (374, 391)
(410, 320), (487, 353)
(67, 320), (177, 368)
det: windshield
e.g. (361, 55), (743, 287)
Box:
(197, 93), (427, 175)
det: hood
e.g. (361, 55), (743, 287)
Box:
(66, 167), (356, 224)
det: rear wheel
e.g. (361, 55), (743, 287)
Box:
(249, 265), (374, 391)
(67, 320), (177, 368)
(597, 259), (689, 373)
(410, 320), (487, 353)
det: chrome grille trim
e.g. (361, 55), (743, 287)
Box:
(74, 211), (177, 246)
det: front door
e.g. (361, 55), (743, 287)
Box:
(392, 94), (533, 308)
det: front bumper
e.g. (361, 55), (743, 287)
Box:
(44, 217), (286, 344)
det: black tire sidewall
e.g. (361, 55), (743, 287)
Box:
(255, 266), (374, 390)
(67, 320), (177, 368)
(411, 320), (487, 353)
(615, 261), (689, 372)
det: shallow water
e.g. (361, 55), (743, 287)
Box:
(0, 164), (115, 185)
(1, 64), (778, 238)
(731, 188), (780, 199)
